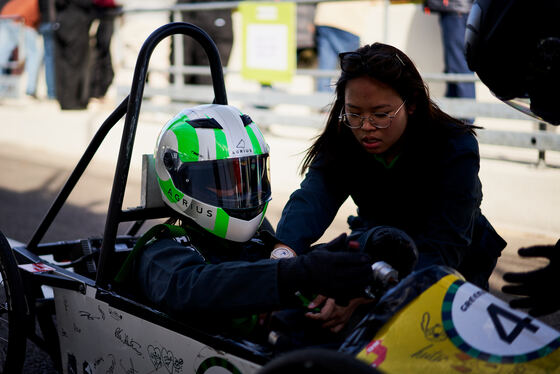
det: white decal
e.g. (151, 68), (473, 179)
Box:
(450, 282), (560, 357)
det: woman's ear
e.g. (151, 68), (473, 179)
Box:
(407, 102), (416, 116)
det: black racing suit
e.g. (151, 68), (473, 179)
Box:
(130, 223), (372, 347)
(134, 224), (284, 322)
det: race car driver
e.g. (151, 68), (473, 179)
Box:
(116, 104), (375, 341)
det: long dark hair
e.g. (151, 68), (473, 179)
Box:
(300, 43), (476, 175)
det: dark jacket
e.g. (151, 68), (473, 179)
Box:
(424, 0), (473, 14)
(134, 224), (284, 320)
(177, 0), (233, 42)
(276, 127), (505, 289)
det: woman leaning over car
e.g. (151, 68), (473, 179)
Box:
(275, 42), (506, 332)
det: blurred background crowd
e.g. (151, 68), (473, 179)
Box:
(0, 0), (475, 111)
(0, 0), (122, 108)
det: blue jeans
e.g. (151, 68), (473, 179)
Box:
(23, 26), (42, 96)
(316, 26), (360, 92)
(39, 23), (56, 99)
(0, 21), (42, 96)
(0, 20), (19, 69)
(439, 12), (475, 100)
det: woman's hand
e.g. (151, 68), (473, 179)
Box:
(304, 295), (373, 333)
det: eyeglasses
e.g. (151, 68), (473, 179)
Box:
(339, 101), (406, 129)
(339, 51), (405, 74)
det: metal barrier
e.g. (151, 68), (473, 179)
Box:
(115, 1), (560, 164)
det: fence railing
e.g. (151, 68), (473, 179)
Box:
(118, 69), (560, 159)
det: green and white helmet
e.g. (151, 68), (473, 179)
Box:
(155, 104), (271, 242)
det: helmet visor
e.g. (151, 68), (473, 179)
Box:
(171, 154), (271, 212)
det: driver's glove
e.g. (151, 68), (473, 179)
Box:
(278, 234), (372, 305)
(502, 239), (560, 317)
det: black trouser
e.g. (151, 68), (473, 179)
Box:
(54, 2), (93, 109)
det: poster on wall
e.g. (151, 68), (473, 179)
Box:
(239, 2), (296, 84)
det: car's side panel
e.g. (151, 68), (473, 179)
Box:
(54, 286), (262, 374)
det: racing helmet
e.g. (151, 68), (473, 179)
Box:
(465, 0), (560, 125)
(155, 104), (271, 242)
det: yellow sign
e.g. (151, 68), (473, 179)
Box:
(239, 2), (296, 84)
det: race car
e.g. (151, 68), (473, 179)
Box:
(1, 19), (559, 374)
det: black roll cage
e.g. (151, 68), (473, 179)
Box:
(24, 22), (228, 289)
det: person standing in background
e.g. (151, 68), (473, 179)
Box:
(0, 0), (10, 49)
(295, 3), (316, 68)
(424, 0), (475, 123)
(0, 1), (20, 74)
(0, 0), (42, 98)
(171, 0), (234, 85)
(54, 0), (93, 109)
(38, 0), (56, 99)
(314, 1), (367, 93)
(88, 0), (120, 101)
